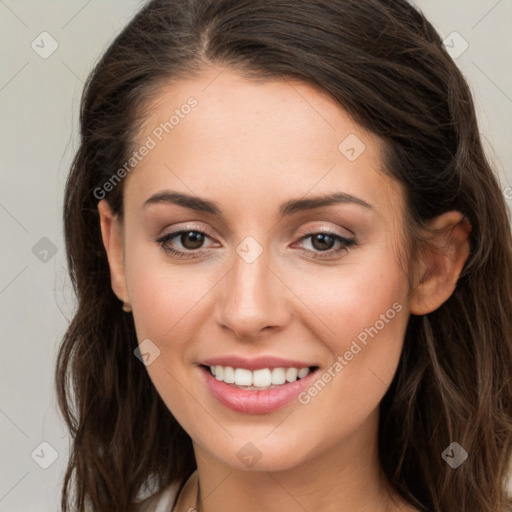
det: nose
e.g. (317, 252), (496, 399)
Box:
(214, 248), (291, 340)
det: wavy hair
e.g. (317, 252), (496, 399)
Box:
(56, 0), (512, 510)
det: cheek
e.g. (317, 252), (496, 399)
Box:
(289, 250), (409, 428)
(294, 244), (408, 345)
(128, 263), (213, 343)
(124, 252), (216, 415)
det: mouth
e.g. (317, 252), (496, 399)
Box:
(200, 364), (319, 390)
(198, 363), (321, 414)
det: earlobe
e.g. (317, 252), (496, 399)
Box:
(97, 199), (130, 305)
(410, 211), (471, 316)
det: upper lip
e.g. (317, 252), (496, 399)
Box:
(199, 355), (318, 371)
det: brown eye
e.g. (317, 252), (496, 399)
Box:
(179, 231), (205, 250)
(310, 233), (336, 251)
(156, 229), (214, 259)
(296, 231), (356, 259)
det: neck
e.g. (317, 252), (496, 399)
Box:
(189, 409), (408, 512)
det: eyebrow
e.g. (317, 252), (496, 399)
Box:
(142, 190), (374, 220)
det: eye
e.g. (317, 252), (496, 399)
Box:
(156, 229), (217, 259)
(295, 231), (356, 259)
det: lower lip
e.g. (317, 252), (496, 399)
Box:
(200, 366), (319, 414)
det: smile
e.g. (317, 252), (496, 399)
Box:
(199, 362), (320, 414)
(206, 365), (314, 389)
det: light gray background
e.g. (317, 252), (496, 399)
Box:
(1, 1), (511, 510)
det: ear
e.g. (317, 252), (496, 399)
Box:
(98, 199), (130, 305)
(410, 211), (471, 315)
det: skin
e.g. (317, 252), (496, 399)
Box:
(98, 66), (471, 511)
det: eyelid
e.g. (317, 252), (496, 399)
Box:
(157, 222), (217, 240)
(294, 223), (354, 240)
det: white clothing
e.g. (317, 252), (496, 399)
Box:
(134, 479), (181, 512)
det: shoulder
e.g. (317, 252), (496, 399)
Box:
(134, 480), (182, 512)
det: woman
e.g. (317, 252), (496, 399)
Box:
(56, 0), (512, 510)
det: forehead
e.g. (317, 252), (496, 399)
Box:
(124, 67), (405, 222)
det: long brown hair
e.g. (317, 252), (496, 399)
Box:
(56, 0), (512, 510)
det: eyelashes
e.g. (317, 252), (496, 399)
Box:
(294, 231), (356, 259)
(155, 229), (357, 260)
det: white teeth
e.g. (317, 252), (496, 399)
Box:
(234, 368), (253, 386)
(223, 366), (235, 384)
(298, 367), (310, 379)
(285, 367), (298, 382)
(207, 365), (313, 388)
(271, 367), (286, 385)
(253, 368), (272, 387)
(214, 365), (224, 381)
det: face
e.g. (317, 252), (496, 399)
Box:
(102, 67), (415, 472)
